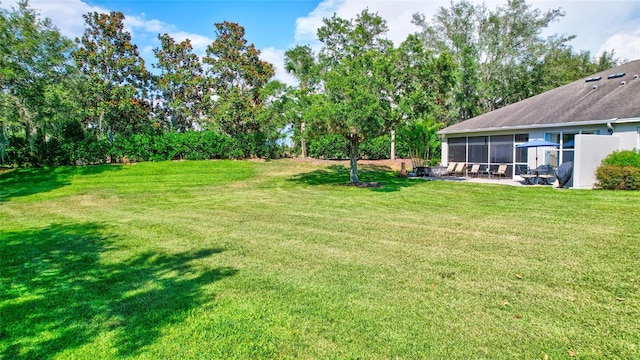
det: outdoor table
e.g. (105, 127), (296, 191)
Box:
(522, 167), (555, 185)
(521, 171), (537, 185)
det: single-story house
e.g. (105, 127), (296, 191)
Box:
(438, 59), (640, 188)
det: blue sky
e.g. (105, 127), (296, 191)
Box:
(84, 0), (319, 50)
(3, 0), (640, 85)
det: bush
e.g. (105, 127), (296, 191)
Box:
(360, 136), (390, 160)
(600, 149), (640, 167)
(307, 134), (419, 160)
(307, 135), (348, 159)
(595, 165), (640, 190)
(595, 150), (640, 190)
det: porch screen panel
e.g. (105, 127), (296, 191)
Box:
(515, 134), (528, 163)
(514, 134), (529, 175)
(448, 137), (466, 162)
(468, 136), (488, 164)
(490, 135), (513, 164)
(562, 133), (576, 164)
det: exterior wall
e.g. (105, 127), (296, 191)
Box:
(441, 122), (640, 186)
(440, 138), (449, 166)
(611, 123), (640, 150)
(573, 135), (620, 189)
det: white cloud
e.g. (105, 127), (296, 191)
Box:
(260, 47), (299, 86)
(599, 26), (640, 61)
(170, 31), (214, 55)
(125, 15), (169, 34)
(295, 0), (344, 43)
(2, 0), (107, 39)
(533, 0), (640, 60)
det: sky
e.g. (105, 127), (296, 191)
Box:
(3, 0), (640, 85)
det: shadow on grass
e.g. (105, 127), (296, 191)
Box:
(0, 165), (123, 203)
(288, 164), (420, 192)
(0, 223), (236, 358)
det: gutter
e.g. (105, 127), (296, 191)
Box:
(438, 117), (640, 136)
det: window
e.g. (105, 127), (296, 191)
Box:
(562, 133), (576, 149)
(490, 135), (513, 164)
(545, 132), (560, 144)
(468, 136), (488, 163)
(448, 137), (466, 162)
(515, 134), (528, 163)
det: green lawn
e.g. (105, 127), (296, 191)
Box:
(1, 159), (639, 359)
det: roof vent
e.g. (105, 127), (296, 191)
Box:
(592, 85), (598, 90)
(585, 76), (602, 82)
(635, 74), (639, 80)
(621, 81), (626, 85)
(607, 72), (625, 79)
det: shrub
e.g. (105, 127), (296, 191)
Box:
(600, 149), (640, 167)
(307, 135), (348, 159)
(595, 165), (640, 190)
(360, 136), (390, 160)
(595, 150), (640, 190)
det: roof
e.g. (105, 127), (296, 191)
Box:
(439, 59), (640, 135)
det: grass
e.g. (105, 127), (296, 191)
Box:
(1, 159), (639, 359)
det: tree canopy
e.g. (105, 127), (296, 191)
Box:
(0, 0), (620, 169)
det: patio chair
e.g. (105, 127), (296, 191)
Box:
(468, 164), (480, 177)
(444, 162), (457, 176)
(518, 164), (536, 185)
(454, 162), (466, 177)
(492, 164), (508, 178)
(536, 165), (556, 185)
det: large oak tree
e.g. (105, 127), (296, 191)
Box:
(153, 34), (204, 132)
(73, 11), (151, 138)
(203, 21), (274, 141)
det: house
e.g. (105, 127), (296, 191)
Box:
(438, 59), (640, 188)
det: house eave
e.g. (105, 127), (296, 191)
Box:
(438, 117), (640, 136)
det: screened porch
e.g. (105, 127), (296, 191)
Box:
(446, 134), (530, 178)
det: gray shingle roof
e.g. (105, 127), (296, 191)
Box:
(439, 59), (640, 135)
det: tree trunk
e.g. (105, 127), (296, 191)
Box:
(390, 129), (396, 161)
(349, 134), (360, 184)
(98, 109), (104, 138)
(300, 121), (307, 158)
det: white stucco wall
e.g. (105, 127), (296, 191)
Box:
(573, 135), (621, 189)
(440, 137), (449, 166)
(610, 123), (640, 150)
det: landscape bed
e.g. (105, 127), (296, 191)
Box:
(1, 159), (638, 359)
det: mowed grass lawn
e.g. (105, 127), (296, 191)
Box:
(1, 159), (639, 359)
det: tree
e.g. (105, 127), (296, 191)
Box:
(284, 45), (318, 158)
(255, 79), (294, 157)
(203, 21), (275, 142)
(73, 11), (151, 138)
(413, 0), (570, 120)
(389, 35), (458, 162)
(153, 34), (204, 132)
(311, 10), (397, 184)
(0, 0), (78, 165)
(533, 48), (619, 93)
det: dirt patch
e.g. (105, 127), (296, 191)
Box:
(289, 157), (409, 171)
(342, 181), (382, 188)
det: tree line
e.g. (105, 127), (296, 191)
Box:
(1, 0), (617, 182)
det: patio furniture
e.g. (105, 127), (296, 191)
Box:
(518, 165), (536, 185)
(444, 162), (457, 176)
(535, 165), (556, 185)
(492, 164), (508, 178)
(454, 162), (466, 177)
(557, 161), (573, 188)
(427, 166), (448, 177)
(411, 156), (428, 177)
(468, 164), (480, 177)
